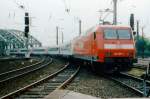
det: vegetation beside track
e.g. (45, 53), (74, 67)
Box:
(127, 67), (145, 77)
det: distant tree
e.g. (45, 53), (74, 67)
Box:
(135, 36), (150, 56)
(135, 36), (145, 52)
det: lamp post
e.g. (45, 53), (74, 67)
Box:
(56, 26), (59, 46)
(79, 19), (82, 36)
(60, 28), (64, 44)
(113, 0), (117, 25)
(56, 18), (65, 45)
(142, 26), (145, 59)
(74, 17), (82, 36)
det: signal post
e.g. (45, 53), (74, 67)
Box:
(24, 12), (30, 58)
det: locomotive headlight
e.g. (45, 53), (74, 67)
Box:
(105, 52), (112, 57)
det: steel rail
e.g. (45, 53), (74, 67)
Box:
(0, 63), (78, 99)
(0, 58), (51, 83)
(120, 72), (150, 85)
(57, 65), (80, 89)
(0, 58), (44, 76)
(0, 57), (31, 62)
(110, 76), (144, 96)
(108, 72), (150, 97)
(120, 72), (144, 81)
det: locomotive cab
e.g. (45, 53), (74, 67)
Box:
(96, 26), (136, 68)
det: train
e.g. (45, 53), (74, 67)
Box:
(10, 25), (137, 72)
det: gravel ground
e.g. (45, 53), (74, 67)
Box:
(0, 58), (66, 97)
(0, 58), (40, 73)
(67, 66), (141, 98)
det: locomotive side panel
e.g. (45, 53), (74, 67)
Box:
(73, 33), (96, 61)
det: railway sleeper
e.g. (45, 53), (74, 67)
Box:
(57, 74), (71, 77)
(18, 94), (45, 98)
(28, 88), (45, 92)
(28, 86), (56, 92)
(42, 88), (56, 92)
(15, 97), (44, 99)
(44, 82), (62, 85)
(29, 88), (55, 92)
(24, 91), (49, 95)
(45, 86), (58, 90)
(48, 79), (66, 83)
(58, 71), (74, 76)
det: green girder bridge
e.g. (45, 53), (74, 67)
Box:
(0, 29), (42, 56)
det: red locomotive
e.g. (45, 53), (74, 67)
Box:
(71, 25), (136, 71)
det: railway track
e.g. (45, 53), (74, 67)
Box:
(133, 58), (150, 69)
(0, 63), (80, 99)
(109, 72), (150, 97)
(0, 57), (52, 83)
(0, 57), (30, 62)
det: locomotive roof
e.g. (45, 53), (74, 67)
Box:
(82, 25), (131, 36)
(72, 25), (132, 41)
(97, 25), (131, 29)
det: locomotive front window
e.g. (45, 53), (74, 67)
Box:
(104, 29), (131, 39)
(118, 30), (131, 39)
(104, 29), (117, 39)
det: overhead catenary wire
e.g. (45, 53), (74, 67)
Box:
(12, 0), (25, 10)
(61, 0), (70, 13)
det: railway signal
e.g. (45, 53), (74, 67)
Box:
(24, 12), (30, 57)
(130, 13), (134, 31)
(62, 31), (64, 44)
(25, 26), (29, 38)
(24, 12), (29, 38)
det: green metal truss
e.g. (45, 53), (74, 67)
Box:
(0, 29), (42, 56)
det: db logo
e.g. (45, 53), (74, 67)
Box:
(114, 52), (123, 56)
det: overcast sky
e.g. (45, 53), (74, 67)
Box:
(0, 0), (149, 46)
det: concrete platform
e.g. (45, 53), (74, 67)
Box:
(44, 90), (100, 99)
